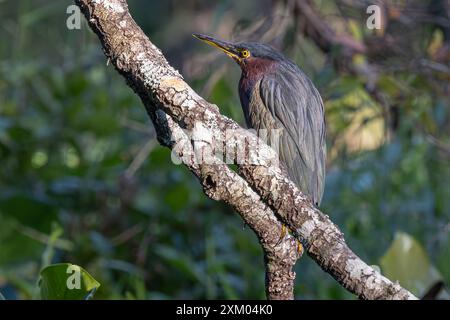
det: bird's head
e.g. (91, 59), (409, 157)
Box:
(193, 34), (284, 71)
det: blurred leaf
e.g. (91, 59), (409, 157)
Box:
(39, 263), (100, 300)
(376, 75), (402, 98)
(0, 193), (57, 226)
(326, 76), (363, 100)
(154, 245), (205, 285)
(0, 215), (46, 265)
(210, 78), (233, 107)
(41, 223), (65, 268)
(164, 184), (190, 211)
(380, 232), (442, 296)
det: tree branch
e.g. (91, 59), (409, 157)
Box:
(75, 0), (417, 300)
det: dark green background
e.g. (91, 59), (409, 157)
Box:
(0, 0), (448, 299)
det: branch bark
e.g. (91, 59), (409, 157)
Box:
(75, 0), (418, 300)
(155, 112), (299, 300)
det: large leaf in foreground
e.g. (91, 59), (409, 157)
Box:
(380, 232), (442, 297)
(39, 263), (100, 300)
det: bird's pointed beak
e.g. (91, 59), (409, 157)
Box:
(193, 33), (240, 61)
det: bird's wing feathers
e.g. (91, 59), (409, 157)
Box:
(258, 67), (326, 205)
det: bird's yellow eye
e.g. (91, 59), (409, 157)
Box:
(241, 49), (250, 58)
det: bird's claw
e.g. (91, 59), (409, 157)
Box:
(277, 224), (304, 257)
(297, 241), (304, 256)
(276, 224), (288, 246)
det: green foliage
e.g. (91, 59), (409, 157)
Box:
(39, 263), (100, 300)
(380, 232), (442, 297)
(0, 0), (448, 300)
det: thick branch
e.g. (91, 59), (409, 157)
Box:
(76, 0), (417, 300)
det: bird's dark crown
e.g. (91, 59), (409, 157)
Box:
(192, 34), (288, 64)
(234, 42), (285, 61)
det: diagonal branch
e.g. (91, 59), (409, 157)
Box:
(75, 0), (417, 300)
(154, 111), (299, 300)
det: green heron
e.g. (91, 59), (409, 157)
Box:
(194, 34), (326, 208)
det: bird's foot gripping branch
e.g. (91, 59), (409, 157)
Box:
(75, 0), (417, 300)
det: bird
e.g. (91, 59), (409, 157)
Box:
(193, 34), (326, 208)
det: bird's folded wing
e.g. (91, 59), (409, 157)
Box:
(259, 68), (326, 205)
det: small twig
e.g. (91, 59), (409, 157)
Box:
(124, 138), (157, 177)
(15, 224), (74, 251)
(121, 117), (155, 135)
(427, 134), (450, 159)
(112, 223), (144, 246)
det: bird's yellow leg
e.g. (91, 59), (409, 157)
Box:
(277, 224), (304, 257)
(276, 224), (288, 246)
(297, 241), (304, 256)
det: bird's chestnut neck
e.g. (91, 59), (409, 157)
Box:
(238, 57), (277, 112)
(239, 57), (277, 79)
